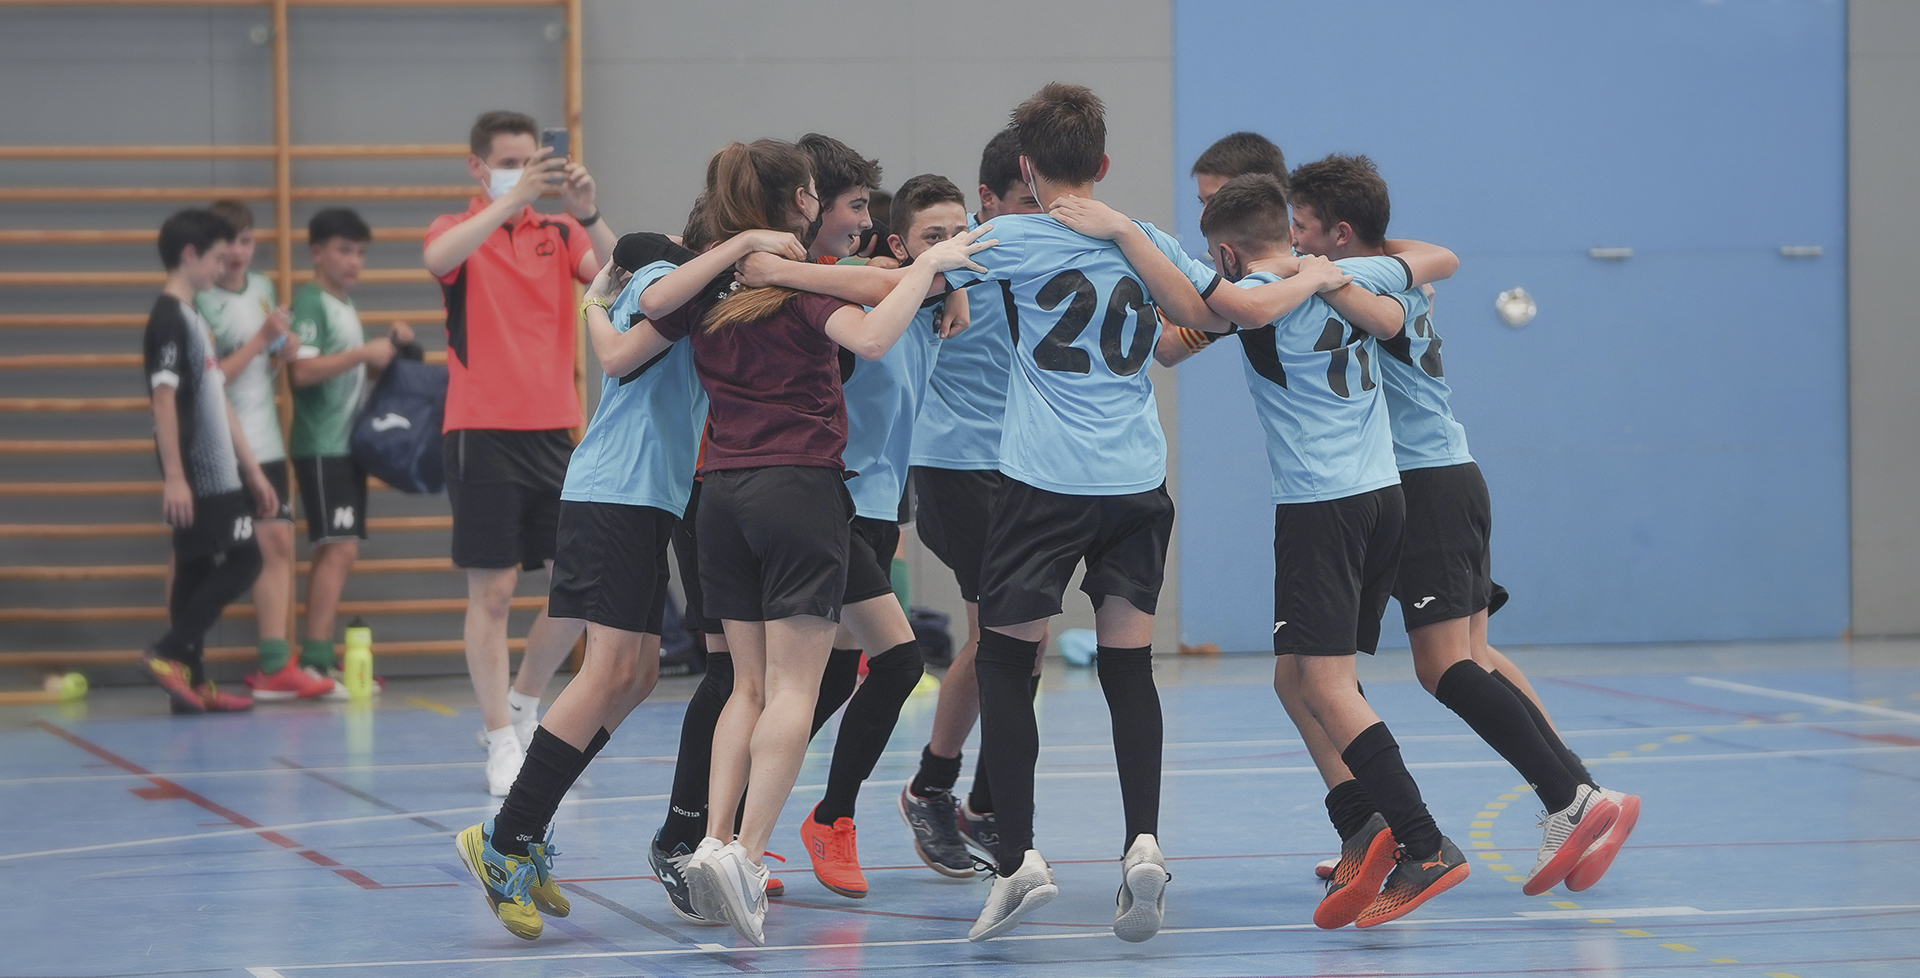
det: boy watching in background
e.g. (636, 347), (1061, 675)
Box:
(196, 199), (336, 700)
(143, 208), (280, 714)
(288, 207), (413, 683)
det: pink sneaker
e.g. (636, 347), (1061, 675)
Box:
(247, 662), (338, 701)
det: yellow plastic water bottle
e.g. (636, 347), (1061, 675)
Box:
(343, 618), (374, 701)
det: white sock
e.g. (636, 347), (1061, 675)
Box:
(485, 725), (520, 751)
(507, 689), (540, 721)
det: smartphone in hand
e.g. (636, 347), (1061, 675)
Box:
(541, 127), (570, 161)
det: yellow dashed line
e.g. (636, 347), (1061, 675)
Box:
(1588, 918), (1614, 923)
(1471, 841), (1495, 848)
(1503, 874), (1527, 883)
(1666, 733), (1692, 743)
(1549, 900), (1579, 909)
(1487, 801), (1509, 809)
(1608, 750), (1632, 758)
(1660, 943), (1696, 952)
(1619, 928), (1653, 937)
(1471, 820), (1493, 828)
(1475, 810), (1499, 819)
(1709, 959), (1738, 964)
(1474, 852), (1504, 860)
(1469, 831), (1492, 838)
(1637, 743), (1660, 751)
(1487, 863), (1513, 871)
(1496, 793), (1520, 801)
(1740, 718), (1763, 725)
(1865, 698), (1889, 707)
(407, 696), (458, 716)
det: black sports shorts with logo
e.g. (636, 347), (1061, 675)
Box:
(696, 465), (852, 623)
(1272, 485), (1405, 656)
(1393, 461), (1509, 632)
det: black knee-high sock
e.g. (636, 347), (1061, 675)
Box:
(816, 641), (923, 822)
(1492, 669), (1597, 788)
(1325, 778), (1375, 841)
(561, 727), (611, 795)
(495, 727), (591, 856)
(975, 629), (1041, 875)
(1095, 646), (1162, 852)
(660, 653), (733, 849)
(811, 648), (864, 735)
(1341, 722), (1442, 858)
(967, 672), (1038, 814)
(911, 745), (963, 798)
(1435, 660), (1580, 812)
(161, 544), (262, 682)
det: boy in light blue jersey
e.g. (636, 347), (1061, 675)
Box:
(1165, 173), (1473, 929)
(901, 130), (1046, 877)
(1288, 155), (1638, 896)
(464, 238), (699, 940)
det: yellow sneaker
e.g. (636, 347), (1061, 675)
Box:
(454, 821), (543, 940)
(527, 829), (570, 917)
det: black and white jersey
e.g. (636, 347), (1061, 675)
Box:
(143, 295), (242, 499)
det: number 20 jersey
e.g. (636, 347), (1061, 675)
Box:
(942, 213), (1219, 496)
(1233, 256), (1413, 505)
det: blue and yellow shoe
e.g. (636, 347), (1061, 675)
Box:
(527, 827), (570, 917)
(455, 820), (542, 940)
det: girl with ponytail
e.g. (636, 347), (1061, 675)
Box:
(636, 138), (995, 947)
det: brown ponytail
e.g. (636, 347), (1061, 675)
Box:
(701, 140), (814, 332)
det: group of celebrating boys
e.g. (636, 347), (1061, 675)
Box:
(139, 80), (1639, 950)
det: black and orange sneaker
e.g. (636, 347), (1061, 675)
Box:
(1313, 812), (1396, 929)
(1356, 837), (1470, 928)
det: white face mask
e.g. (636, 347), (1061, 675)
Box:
(485, 166), (523, 201)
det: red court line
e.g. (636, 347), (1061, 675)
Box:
(1542, 677), (1920, 746)
(34, 720), (454, 891)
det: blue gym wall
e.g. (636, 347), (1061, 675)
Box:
(1170, 0), (1850, 649)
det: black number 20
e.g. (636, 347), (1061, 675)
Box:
(1032, 269), (1155, 376)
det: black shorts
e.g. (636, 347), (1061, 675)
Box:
(673, 479), (723, 634)
(174, 489), (258, 561)
(260, 458), (293, 522)
(846, 516), (901, 604)
(696, 465), (852, 623)
(293, 455), (367, 544)
(978, 478), (1174, 628)
(1272, 485), (1405, 656)
(444, 428), (572, 571)
(912, 466), (1001, 603)
(548, 500), (674, 634)
(1394, 462), (1509, 631)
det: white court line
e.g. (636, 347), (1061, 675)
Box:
(11, 744), (1919, 864)
(249, 902), (1920, 972)
(1687, 676), (1920, 722)
(13, 718), (1912, 788)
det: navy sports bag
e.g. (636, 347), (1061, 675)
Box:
(350, 345), (448, 494)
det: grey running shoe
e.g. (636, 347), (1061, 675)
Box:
(968, 849), (1058, 941)
(898, 786), (978, 878)
(1113, 833), (1170, 942)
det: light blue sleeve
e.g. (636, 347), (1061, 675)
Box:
(941, 217), (1022, 290)
(1335, 255), (1412, 295)
(1139, 221), (1221, 293)
(609, 261), (680, 333)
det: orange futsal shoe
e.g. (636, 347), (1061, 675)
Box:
(1314, 812), (1396, 929)
(799, 805), (868, 898)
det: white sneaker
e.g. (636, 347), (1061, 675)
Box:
(508, 691), (540, 749)
(1522, 783), (1618, 896)
(1113, 834), (1170, 942)
(1564, 786), (1641, 892)
(300, 665), (353, 701)
(687, 839), (768, 946)
(1314, 857), (1339, 881)
(968, 849), (1058, 942)
(484, 727), (525, 797)
(682, 837), (729, 921)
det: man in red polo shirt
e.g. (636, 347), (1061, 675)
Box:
(424, 110), (616, 795)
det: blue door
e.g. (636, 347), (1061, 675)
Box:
(1172, 0), (1848, 647)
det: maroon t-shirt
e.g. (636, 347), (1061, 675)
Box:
(653, 290), (854, 473)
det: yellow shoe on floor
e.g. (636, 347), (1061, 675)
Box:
(454, 821), (543, 940)
(527, 830), (570, 917)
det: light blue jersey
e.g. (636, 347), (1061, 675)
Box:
(844, 295), (943, 520)
(561, 261), (708, 517)
(1233, 256), (1411, 504)
(942, 213), (1219, 495)
(910, 266), (1011, 470)
(1375, 287), (1473, 471)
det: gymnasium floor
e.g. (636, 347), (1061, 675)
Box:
(6, 640), (1917, 978)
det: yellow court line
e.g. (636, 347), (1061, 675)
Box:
(407, 696), (458, 717)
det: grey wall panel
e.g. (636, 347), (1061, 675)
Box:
(1850, 1), (1920, 636)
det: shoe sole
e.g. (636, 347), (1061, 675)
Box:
(1565, 794), (1640, 892)
(968, 880), (1058, 942)
(897, 792), (979, 879)
(814, 874), (868, 899)
(454, 831), (541, 941)
(1313, 827), (1397, 929)
(1355, 861), (1471, 928)
(650, 850), (725, 926)
(687, 854), (767, 945)
(1522, 798), (1619, 896)
(1113, 862), (1167, 943)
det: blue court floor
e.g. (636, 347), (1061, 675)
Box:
(6, 639), (1918, 978)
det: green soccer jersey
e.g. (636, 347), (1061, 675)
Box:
(196, 272), (285, 463)
(289, 282), (367, 458)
